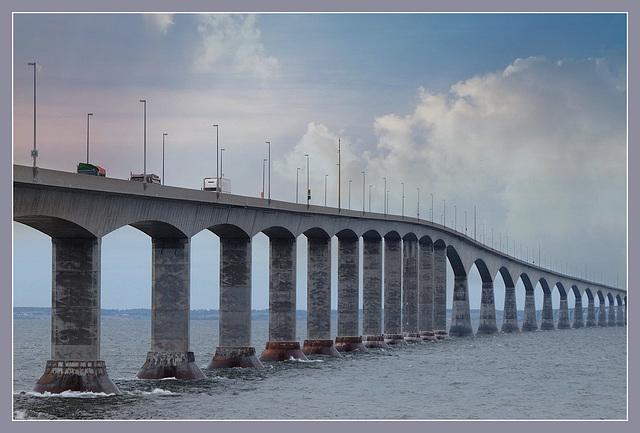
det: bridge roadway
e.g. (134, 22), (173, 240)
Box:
(13, 165), (627, 394)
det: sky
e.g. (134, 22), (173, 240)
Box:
(12, 12), (627, 313)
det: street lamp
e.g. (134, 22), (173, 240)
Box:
(86, 113), (93, 164)
(305, 153), (310, 207)
(454, 205), (457, 231)
(430, 193), (433, 222)
(348, 179), (352, 209)
(369, 184), (372, 212)
(266, 141), (271, 202)
(28, 62), (37, 167)
(262, 158), (267, 198)
(383, 177), (387, 216)
(443, 198), (446, 227)
(162, 133), (168, 185)
(324, 174), (328, 206)
(361, 171), (365, 214)
(221, 148), (226, 179)
(140, 100), (147, 182)
(296, 167), (300, 204)
(337, 138), (341, 210)
(401, 182), (405, 218)
(213, 124), (219, 196)
(417, 187), (420, 220)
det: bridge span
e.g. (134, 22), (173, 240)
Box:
(13, 164), (627, 394)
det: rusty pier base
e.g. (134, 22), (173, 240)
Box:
(362, 334), (389, 349)
(335, 336), (367, 352)
(434, 329), (450, 340)
(404, 332), (423, 343)
(207, 347), (264, 369)
(302, 339), (341, 357)
(420, 331), (438, 342)
(137, 351), (206, 379)
(259, 342), (308, 362)
(384, 333), (408, 346)
(34, 360), (121, 395)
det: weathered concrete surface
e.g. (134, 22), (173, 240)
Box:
(449, 274), (473, 337)
(138, 237), (205, 379)
(362, 234), (384, 346)
(433, 244), (447, 334)
(586, 298), (597, 327)
(522, 288), (538, 331)
(418, 239), (434, 334)
(501, 283), (520, 333)
(540, 291), (555, 330)
(260, 235), (307, 361)
(573, 295), (584, 328)
(384, 234), (402, 336)
(402, 237), (419, 334)
(33, 360), (120, 395)
(35, 238), (120, 394)
(303, 233), (339, 356)
(477, 280), (499, 335)
(557, 296), (571, 329)
(336, 234), (366, 352)
(598, 303), (608, 327)
(608, 305), (617, 327)
(208, 235), (262, 369)
(617, 304), (625, 326)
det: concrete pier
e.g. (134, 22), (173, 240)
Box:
(432, 242), (448, 337)
(586, 296), (597, 327)
(449, 274), (473, 337)
(540, 290), (555, 330)
(607, 303), (617, 327)
(573, 294), (584, 328)
(521, 288), (538, 331)
(418, 238), (435, 341)
(335, 232), (366, 352)
(556, 294), (571, 329)
(501, 282), (520, 333)
(477, 279), (499, 335)
(302, 231), (340, 356)
(361, 232), (387, 349)
(260, 233), (307, 361)
(402, 236), (421, 343)
(207, 232), (263, 369)
(598, 301), (608, 327)
(617, 303), (625, 326)
(138, 237), (205, 380)
(384, 233), (406, 346)
(34, 238), (120, 394)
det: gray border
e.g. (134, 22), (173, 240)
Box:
(5, 0), (634, 432)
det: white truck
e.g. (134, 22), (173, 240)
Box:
(203, 177), (231, 193)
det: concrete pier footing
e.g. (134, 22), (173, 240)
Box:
(403, 332), (423, 343)
(617, 304), (625, 326)
(302, 339), (342, 356)
(586, 298), (597, 327)
(419, 331), (438, 342)
(501, 284), (520, 333)
(207, 347), (264, 368)
(522, 289), (538, 331)
(362, 334), (389, 349)
(598, 302), (608, 326)
(259, 341), (308, 362)
(608, 305), (617, 327)
(557, 297), (571, 329)
(477, 280), (498, 335)
(137, 351), (206, 379)
(335, 336), (367, 352)
(540, 290), (555, 330)
(384, 333), (409, 346)
(573, 296), (584, 328)
(434, 330), (450, 340)
(449, 275), (473, 337)
(34, 360), (121, 395)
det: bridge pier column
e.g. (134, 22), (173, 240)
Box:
(207, 235), (263, 369)
(598, 301), (608, 326)
(138, 237), (205, 380)
(260, 235), (307, 362)
(418, 239), (437, 341)
(432, 243), (448, 339)
(383, 234), (406, 346)
(556, 295), (571, 329)
(335, 234), (366, 352)
(477, 279), (498, 335)
(361, 234), (387, 349)
(573, 295), (584, 328)
(616, 304), (624, 326)
(607, 303), (617, 327)
(34, 238), (120, 394)
(302, 234), (340, 356)
(402, 237), (421, 343)
(586, 297), (597, 327)
(540, 290), (555, 330)
(521, 288), (538, 331)
(501, 283), (520, 333)
(449, 274), (473, 337)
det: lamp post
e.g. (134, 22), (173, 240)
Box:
(162, 133), (168, 185)
(140, 99), (147, 182)
(296, 167), (300, 204)
(221, 148), (225, 179)
(213, 124), (219, 196)
(417, 187), (420, 220)
(430, 193), (433, 222)
(401, 182), (405, 218)
(266, 141), (271, 202)
(369, 184), (372, 212)
(28, 62), (37, 167)
(361, 171), (365, 214)
(337, 138), (341, 210)
(262, 158), (267, 198)
(454, 205), (457, 231)
(443, 198), (446, 227)
(348, 179), (352, 209)
(86, 113), (93, 164)
(305, 153), (310, 207)
(324, 174), (328, 206)
(383, 177), (387, 216)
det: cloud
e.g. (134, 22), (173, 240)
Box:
(193, 14), (278, 78)
(142, 13), (174, 34)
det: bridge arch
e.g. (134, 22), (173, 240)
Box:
(15, 215), (96, 238)
(555, 282), (571, 329)
(499, 266), (520, 333)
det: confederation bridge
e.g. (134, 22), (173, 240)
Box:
(13, 164), (627, 395)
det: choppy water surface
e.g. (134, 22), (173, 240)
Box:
(13, 319), (626, 420)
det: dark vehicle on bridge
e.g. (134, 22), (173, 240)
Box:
(77, 163), (106, 177)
